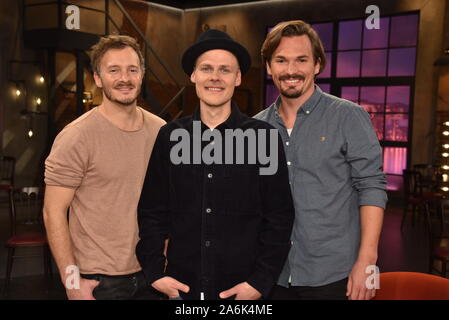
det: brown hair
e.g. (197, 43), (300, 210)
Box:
(261, 20), (326, 74)
(90, 35), (145, 74)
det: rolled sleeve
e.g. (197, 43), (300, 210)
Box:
(45, 126), (88, 189)
(343, 106), (388, 209)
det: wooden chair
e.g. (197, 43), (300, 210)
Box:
(426, 199), (449, 278)
(3, 186), (52, 296)
(413, 164), (442, 192)
(0, 156), (16, 239)
(401, 170), (428, 230)
(372, 272), (449, 300)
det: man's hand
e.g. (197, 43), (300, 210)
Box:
(65, 278), (99, 300)
(152, 276), (190, 298)
(346, 259), (376, 300)
(219, 282), (262, 300)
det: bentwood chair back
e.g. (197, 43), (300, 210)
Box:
(3, 186), (52, 297)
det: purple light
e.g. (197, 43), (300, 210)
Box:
(361, 49), (387, 77)
(387, 175), (403, 191)
(337, 51), (361, 77)
(363, 17), (390, 49)
(318, 83), (330, 93)
(385, 114), (408, 142)
(390, 14), (418, 47)
(317, 52), (332, 79)
(265, 83), (279, 107)
(384, 147), (407, 175)
(341, 86), (359, 103)
(360, 86), (385, 112)
(312, 22), (333, 51)
(386, 86), (410, 112)
(368, 113), (384, 140)
(338, 20), (363, 50)
(388, 48), (416, 76)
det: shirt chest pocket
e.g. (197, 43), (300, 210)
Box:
(297, 131), (343, 170)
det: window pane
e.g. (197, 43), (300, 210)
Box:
(361, 49), (387, 77)
(387, 174), (403, 191)
(384, 147), (407, 175)
(312, 23), (333, 51)
(363, 17), (389, 49)
(337, 51), (361, 77)
(317, 52), (332, 78)
(341, 86), (359, 103)
(368, 113), (384, 140)
(388, 48), (416, 76)
(318, 83), (330, 93)
(386, 86), (410, 112)
(390, 14), (418, 47)
(338, 20), (362, 50)
(360, 86), (385, 112)
(385, 114), (408, 141)
(265, 83), (279, 107)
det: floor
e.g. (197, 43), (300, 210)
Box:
(0, 194), (446, 300)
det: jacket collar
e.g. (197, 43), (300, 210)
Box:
(192, 101), (243, 129)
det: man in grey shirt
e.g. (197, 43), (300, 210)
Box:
(254, 20), (387, 300)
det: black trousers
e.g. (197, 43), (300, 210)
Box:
(268, 278), (348, 300)
(81, 271), (164, 300)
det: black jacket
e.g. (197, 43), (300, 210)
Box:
(136, 103), (294, 299)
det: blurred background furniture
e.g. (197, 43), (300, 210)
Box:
(413, 164), (442, 192)
(402, 170), (428, 229)
(372, 272), (449, 300)
(427, 199), (449, 278)
(402, 168), (445, 231)
(0, 156), (16, 224)
(3, 185), (52, 296)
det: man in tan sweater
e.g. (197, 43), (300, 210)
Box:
(43, 35), (165, 300)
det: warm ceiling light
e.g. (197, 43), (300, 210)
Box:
(36, 98), (41, 105)
(16, 89), (21, 96)
(443, 153), (449, 157)
(442, 187), (449, 192)
(444, 131), (449, 136)
(444, 144), (449, 149)
(443, 165), (449, 170)
(28, 130), (33, 138)
(445, 122), (449, 126)
(39, 76), (44, 83)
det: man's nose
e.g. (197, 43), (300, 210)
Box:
(287, 61), (298, 74)
(209, 69), (220, 80)
(119, 70), (131, 81)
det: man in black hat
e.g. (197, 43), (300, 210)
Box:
(136, 29), (294, 300)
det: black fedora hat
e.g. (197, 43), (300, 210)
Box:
(181, 29), (251, 76)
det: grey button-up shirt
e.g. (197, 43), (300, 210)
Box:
(254, 86), (387, 287)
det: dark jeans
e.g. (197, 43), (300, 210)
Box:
(268, 278), (348, 300)
(81, 271), (164, 300)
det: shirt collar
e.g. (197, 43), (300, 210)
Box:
(192, 101), (243, 129)
(273, 84), (323, 117)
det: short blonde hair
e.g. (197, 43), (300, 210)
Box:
(90, 35), (145, 74)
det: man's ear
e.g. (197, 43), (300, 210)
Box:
(93, 72), (102, 88)
(190, 71), (196, 84)
(235, 70), (242, 87)
(266, 61), (272, 76)
(314, 58), (320, 76)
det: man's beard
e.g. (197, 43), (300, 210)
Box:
(279, 74), (305, 99)
(103, 82), (141, 106)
